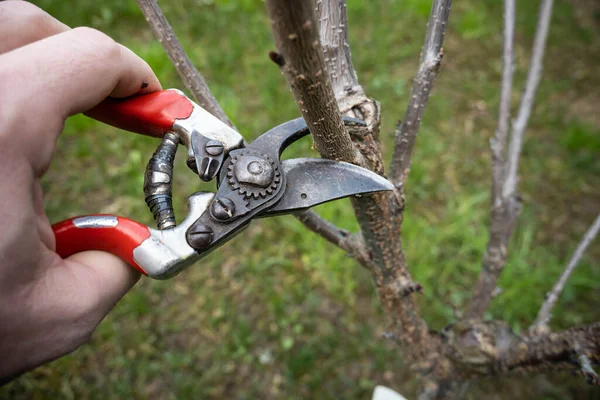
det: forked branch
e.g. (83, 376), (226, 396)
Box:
(531, 214), (600, 332)
(467, 0), (554, 318)
(503, 0), (554, 198)
(389, 0), (452, 185)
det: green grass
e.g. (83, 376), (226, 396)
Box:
(4, 0), (599, 398)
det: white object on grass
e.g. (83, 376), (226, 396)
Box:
(372, 385), (408, 400)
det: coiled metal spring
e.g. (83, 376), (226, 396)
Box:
(144, 132), (179, 230)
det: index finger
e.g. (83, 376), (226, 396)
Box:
(1, 26), (161, 118)
(0, 27), (161, 172)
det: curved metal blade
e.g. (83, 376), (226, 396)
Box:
(263, 158), (394, 216)
(248, 116), (366, 159)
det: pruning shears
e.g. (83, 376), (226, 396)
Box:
(52, 89), (393, 279)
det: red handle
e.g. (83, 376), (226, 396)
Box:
(52, 215), (151, 275)
(85, 89), (194, 138)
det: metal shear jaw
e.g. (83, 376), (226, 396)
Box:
(184, 116), (394, 254)
(138, 115), (394, 279)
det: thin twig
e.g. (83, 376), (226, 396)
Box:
(135, 0), (233, 127)
(578, 353), (600, 386)
(490, 0), (515, 208)
(532, 214), (600, 332)
(467, 0), (554, 318)
(502, 0), (554, 198)
(389, 0), (452, 185)
(296, 210), (370, 266)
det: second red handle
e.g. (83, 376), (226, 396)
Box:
(52, 215), (151, 275)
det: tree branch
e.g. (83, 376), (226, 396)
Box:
(315, 0), (367, 112)
(502, 322), (600, 376)
(388, 0), (453, 185)
(490, 0), (515, 208)
(469, 1), (517, 319)
(531, 214), (600, 332)
(443, 320), (600, 384)
(135, 0), (233, 127)
(316, 0), (385, 180)
(502, 0), (553, 198)
(265, 0), (362, 165)
(578, 352), (600, 386)
(315, 1), (443, 385)
(467, 0), (554, 318)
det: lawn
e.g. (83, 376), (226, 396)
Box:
(3, 0), (599, 399)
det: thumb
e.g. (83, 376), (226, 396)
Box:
(64, 251), (141, 316)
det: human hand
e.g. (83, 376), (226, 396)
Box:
(0, 1), (161, 382)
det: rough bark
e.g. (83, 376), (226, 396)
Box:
(315, 0), (367, 113)
(265, 0), (362, 165)
(442, 320), (600, 379)
(503, 323), (600, 376)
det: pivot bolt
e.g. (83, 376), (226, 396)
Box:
(234, 155), (274, 188)
(205, 140), (224, 156)
(211, 197), (236, 221)
(187, 224), (214, 249)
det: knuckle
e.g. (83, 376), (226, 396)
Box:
(70, 27), (121, 61)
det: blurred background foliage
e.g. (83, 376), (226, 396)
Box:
(3, 0), (599, 398)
